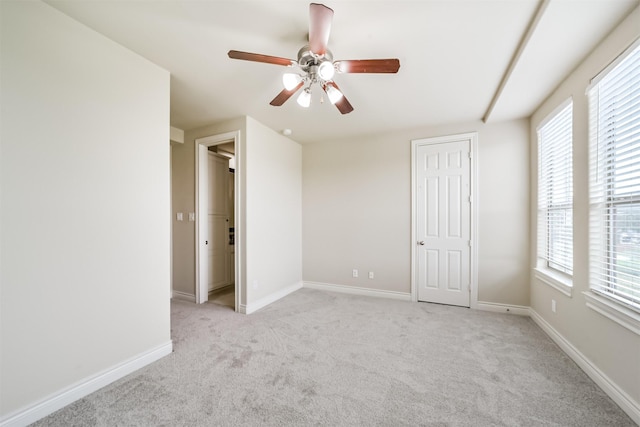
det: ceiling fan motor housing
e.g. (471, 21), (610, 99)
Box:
(297, 45), (334, 79)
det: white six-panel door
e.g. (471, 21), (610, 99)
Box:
(415, 138), (471, 307)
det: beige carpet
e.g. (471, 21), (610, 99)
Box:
(33, 289), (635, 426)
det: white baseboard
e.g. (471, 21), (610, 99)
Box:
(0, 341), (173, 427)
(242, 281), (303, 315)
(530, 309), (640, 425)
(171, 290), (196, 303)
(474, 301), (530, 316)
(303, 281), (412, 301)
(237, 303), (247, 314)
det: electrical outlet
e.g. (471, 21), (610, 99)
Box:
(352, 269), (358, 278)
(551, 299), (557, 313)
(368, 271), (374, 279)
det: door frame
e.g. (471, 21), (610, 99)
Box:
(410, 132), (479, 308)
(195, 131), (242, 311)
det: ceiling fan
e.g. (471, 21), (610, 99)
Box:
(228, 3), (400, 114)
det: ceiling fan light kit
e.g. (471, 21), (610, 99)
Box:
(296, 88), (312, 108)
(324, 83), (343, 104)
(227, 3), (400, 114)
(317, 60), (335, 81)
(282, 73), (303, 91)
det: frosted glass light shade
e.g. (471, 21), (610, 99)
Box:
(282, 73), (302, 90)
(325, 84), (343, 104)
(318, 61), (335, 81)
(297, 89), (311, 107)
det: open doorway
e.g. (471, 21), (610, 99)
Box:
(206, 142), (235, 308)
(195, 131), (241, 311)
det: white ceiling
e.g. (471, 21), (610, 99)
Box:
(46, 0), (638, 144)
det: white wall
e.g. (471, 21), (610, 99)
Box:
(0, 0), (171, 421)
(245, 117), (303, 307)
(173, 116), (302, 312)
(302, 119), (530, 306)
(529, 5), (640, 418)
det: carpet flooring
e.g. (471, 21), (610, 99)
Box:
(32, 289), (635, 426)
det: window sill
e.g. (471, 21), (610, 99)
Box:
(583, 291), (640, 336)
(534, 267), (573, 297)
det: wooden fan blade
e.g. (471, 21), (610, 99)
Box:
(228, 50), (294, 67)
(334, 93), (354, 115)
(270, 81), (304, 106)
(323, 81), (353, 114)
(309, 3), (334, 55)
(336, 59), (400, 73)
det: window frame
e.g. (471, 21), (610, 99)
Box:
(535, 98), (574, 296)
(586, 38), (640, 334)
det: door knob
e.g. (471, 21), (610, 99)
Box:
(418, 241), (425, 245)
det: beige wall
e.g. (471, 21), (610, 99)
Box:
(172, 116), (302, 311)
(478, 120), (531, 305)
(171, 139), (196, 296)
(0, 0), (171, 418)
(530, 5), (640, 411)
(177, 117), (529, 308)
(302, 119), (530, 306)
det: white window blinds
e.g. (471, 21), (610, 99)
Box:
(538, 101), (573, 275)
(588, 41), (640, 311)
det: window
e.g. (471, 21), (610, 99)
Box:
(588, 41), (640, 313)
(537, 100), (573, 290)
